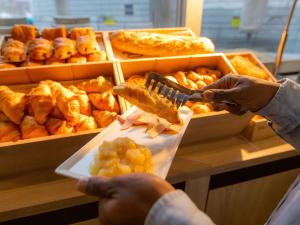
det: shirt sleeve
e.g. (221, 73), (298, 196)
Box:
(257, 79), (300, 150)
(145, 190), (215, 225)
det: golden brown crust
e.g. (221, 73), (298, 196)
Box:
(70, 27), (96, 40)
(0, 86), (25, 124)
(67, 54), (87, 63)
(42, 27), (68, 40)
(1, 39), (26, 62)
(113, 83), (180, 124)
(46, 117), (74, 135)
(54, 37), (76, 59)
(77, 76), (113, 93)
(111, 31), (215, 57)
(76, 35), (100, 55)
(87, 51), (106, 62)
(21, 59), (44, 67)
(45, 56), (65, 65)
(92, 110), (117, 128)
(28, 38), (53, 60)
(0, 120), (21, 142)
(11, 24), (38, 43)
(88, 92), (119, 113)
(20, 116), (49, 139)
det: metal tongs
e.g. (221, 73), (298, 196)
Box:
(145, 72), (237, 109)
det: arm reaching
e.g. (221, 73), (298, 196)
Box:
(199, 75), (300, 150)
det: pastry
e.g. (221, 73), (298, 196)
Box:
(42, 27), (68, 40)
(173, 71), (188, 86)
(113, 83), (180, 124)
(87, 51), (106, 62)
(75, 115), (98, 132)
(0, 86), (25, 124)
(54, 37), (76, 59)
(190, 103), (211, 114)
(0, 63), (16, 69)
(195, 67), (222, 78)
(20, 116), (49, 139)
(45, 55), (65, 65)
(68, 85), (91, 115)
(88, 92), (119, 113)
(26, 83), (55, 124)
(49, 106), (64, 119)
(46, 117), (74, 135)
(77, 76), (113, 93)
(21, 59), (44, 67)
(92, 110), (117, 128)
(56, 86), (81, 125)
(28, 38), (53, 60)
(0, 120), (21, 143)
(67, 54), (87, 63)
(76, 35), (100, 55)
(1, 39), (26, 62)
(111, 30), (215, 56)
(70, 27), (96, 40)
(11, 24), (38, 43)
(229, 55), (269, 80)
(127, 75), (145, 86)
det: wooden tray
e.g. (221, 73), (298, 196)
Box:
(0, 61), (126, 148)
(116, 53), (254, 144)
(225, 52), (277, 141)
(104, 27), (196, 61)
(0, 32), (109, 73)
(225, 51), (276, 82)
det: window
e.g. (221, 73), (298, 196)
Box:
(125, 4), (134, 16)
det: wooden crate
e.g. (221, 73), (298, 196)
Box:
(104, 27), (196, 61)
(0, 61), (126, 150)
(225, 51), (277, 82)
(225, 52), (277, 141)
(0, 32), (109, 73)
(116, 53), (254, 144)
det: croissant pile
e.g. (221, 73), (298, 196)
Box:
(126, 67), (223, 115)
(0, 76), (119, 144)
(0, 25), (106, 69)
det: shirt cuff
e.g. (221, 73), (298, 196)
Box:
(257, 79), (300, 134)
(145, 190), (215, 225)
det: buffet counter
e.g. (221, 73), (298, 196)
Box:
(1, 132), (299, 225)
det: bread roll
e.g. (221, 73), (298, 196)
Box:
(111, 31), (215, 57)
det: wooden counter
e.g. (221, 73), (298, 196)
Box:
(0, 133), (299, 225)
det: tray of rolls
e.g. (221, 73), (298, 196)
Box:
(105, 27), (215, 60)
(115, 53), (254, 143)
(0, 25), (108, 72)
(0, 61), (127, 147)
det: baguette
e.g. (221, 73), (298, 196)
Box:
(111, 31), (214, 57)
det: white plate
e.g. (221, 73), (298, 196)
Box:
(55, 106), (193, 180)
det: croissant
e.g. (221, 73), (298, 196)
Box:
(42, 27), (68, 41)
(0, 86), (25, 124)
(75, 115), (98, 132)
(76, 35), (100, 55)
(40, 80), (64, 98)
(28, 38), (53, 60)
(92, 110), (117, 128)
(20, 116), (49, 139)
(70, 27), (96, 40)
(87, 51), (106, 62)
(67, 54), (87, 63)
(11, 24), (38, 43)
(0, 120), (21, 143)
(68, 85), (91, 115)
(113, 83), (180, 124)
(45, 55), (65, 65)
(27, 83), (55, 124)
(56, 86), (81, 125)
(21, 59), (44, 67)
(88, 92), (119, 113)
(49, 106), (64, 119)
(1, 39), (26, 62)
(54, 37), (76, 59)
(46, 117), (74, 135)
(77, 76), (113, 93)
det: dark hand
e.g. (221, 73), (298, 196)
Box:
(193, 74), (280, 114)
(77, 173), (174, 225)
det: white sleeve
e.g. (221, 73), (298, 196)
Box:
(145, 190), (215, 225)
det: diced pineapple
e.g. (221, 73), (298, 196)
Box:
(126, 149), (145, 165)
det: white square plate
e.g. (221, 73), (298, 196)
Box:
(55, 106), (193, 180)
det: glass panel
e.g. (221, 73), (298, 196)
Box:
(202, 0), (300, 60)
